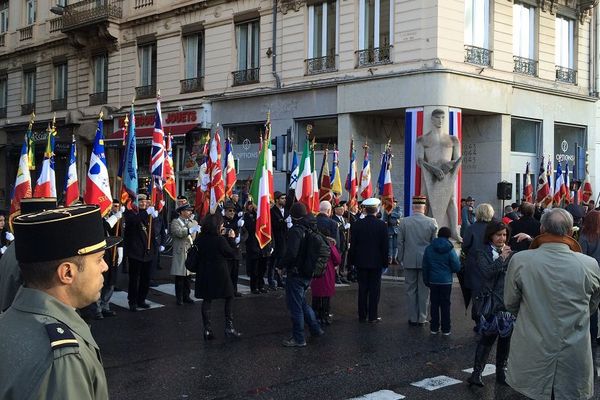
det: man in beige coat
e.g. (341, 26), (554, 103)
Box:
(505, 208), (600, 400)
(170, 204), (200, 305)
(398, 196), (438, 325)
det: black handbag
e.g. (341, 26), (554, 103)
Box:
(185, 243), (200, 273)
(474, 273), (502, 320)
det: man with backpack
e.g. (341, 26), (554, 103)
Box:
(349, 197), (389, 323)
(279, 202), (329, 347)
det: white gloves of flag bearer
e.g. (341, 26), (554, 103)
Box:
(237, 219), (245, 228)
(285, 215), (293, 229)
(5, 231), (14, 242)
(0, 246), (6, 255)
(146, 206), (159, 218)
(117, 247), (123, 265)
(189, 225), (201, 234)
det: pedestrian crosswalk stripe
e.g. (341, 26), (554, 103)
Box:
(348, 389), (406, 399)
(335, 283), (350, 287)
(109, 291), (164, 310)
(152, 284), (202, 302)
(410, 375), (462, 391)
(236, 283), (252, 294)
(381, 275), (404, 282)
(462, 364), (496, 376)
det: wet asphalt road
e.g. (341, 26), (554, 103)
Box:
(90, 266), (600, 400)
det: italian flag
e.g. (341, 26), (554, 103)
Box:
(250, 138), (272, 248)
(295, 139), (313, 211)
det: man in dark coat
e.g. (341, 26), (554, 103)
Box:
(269, 191), (288, 289)
(348, 197), (389, 323)
(279, 202), (324, 347)
(508, 202), (540, 252)
(123, 194), (161, 311)
(332, 202), (350, 283)
(316, 200), (340, 247)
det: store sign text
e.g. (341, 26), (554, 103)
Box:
(117, 111), (197, 129)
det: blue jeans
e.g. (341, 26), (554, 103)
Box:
(285, 274), (321, 343)
(388, 233), (398, 259)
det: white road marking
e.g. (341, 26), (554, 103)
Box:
(335, 283), (350, 287)
(348, 389), (406, 399)
(462, 364), (496, 376)
(410, 375), (462, 391)
(109, 291), (164, 310)
(381, 275), (404, 282)
(152, 284), (202, 302)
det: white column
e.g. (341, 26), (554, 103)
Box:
(359, 0), (365, 50)
(322, 2), (328, 57)
(374, 0), (380, 48)
(308, 6), (314, 58)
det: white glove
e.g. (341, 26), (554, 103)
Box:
(147, 206), (156, 216)
(238, 211), (244, 217)
(190, 214), (195, 221)
(120, 206), (125, 213)
(359, 214), (365, 219)
(286, 221), (293, 229)
(344, 223), (351, 230)
(152, 210), (159, 218)
(0, 246), (6, 254)
(235, 235), (241, 245)
(189, 225), (201, 234)
(5, 231), (14, 242)
(237, 219), (245, 228)
(285, 215), (292, 224)
(117, 247), (123, 265)
(160, 245), (165, 252)
(221, 209), (226, 216)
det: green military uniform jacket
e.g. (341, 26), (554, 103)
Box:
(0, 243), (22, 312)
(0, 287), (108, 399)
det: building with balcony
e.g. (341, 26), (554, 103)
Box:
(0, 0), (598, 214)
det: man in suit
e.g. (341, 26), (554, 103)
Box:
(349, 198), (389, 323)
(332, 202), (350, 283)
(316, 201), (340, 246)
(398, 195), (438, 326)
(269, 191), (288, 290)
(508, 201), (540, 252)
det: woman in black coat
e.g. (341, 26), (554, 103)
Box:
(244, 202), (272, 294)
(193, 213), (241, 340)
(467, 221), (514, 388)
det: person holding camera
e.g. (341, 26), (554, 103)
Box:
(192, 213), (242, 341)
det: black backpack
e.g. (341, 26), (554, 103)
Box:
(298, 227), (331, 278)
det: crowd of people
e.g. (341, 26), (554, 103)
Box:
(2, 190), (600, 400)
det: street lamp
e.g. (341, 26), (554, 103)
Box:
(50, 5), (65, 15)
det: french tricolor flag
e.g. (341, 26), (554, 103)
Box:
(33, 127), (57, 198)
(63, 135), (79, 206)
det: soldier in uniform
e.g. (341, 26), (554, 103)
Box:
(222, 201), (247, 297)
(170, 203), (200, 305)
(0, 204), (120, 399)
(0, 197), (57, 312)
(123, 193), (161, 311)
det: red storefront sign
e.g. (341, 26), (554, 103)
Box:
(106, 110), (199, 141)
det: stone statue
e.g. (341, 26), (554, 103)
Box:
(416, 109), (462, 241)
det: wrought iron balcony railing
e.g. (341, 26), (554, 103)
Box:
(0, 107), (6, 118)
(135, 84), (156, 99)
(356, 45), (392, 67)
(21, 103), (34, 116)
(62, 0), (123, 31)
(180, 77), (204, 93)
(232, 68), (260, 86)
(513, 56), (537, 76)
(556, 66), (577, 84)
(52, 98), (67, 111)
(305, 55), (337, 75)
(464, 45), (491, 67)
(89, 91), (107, 106)
(49, 17), (63, 33)
(134, 0), (153, 8)
(19, 26), (33, 41)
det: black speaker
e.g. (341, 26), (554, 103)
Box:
(497, 181), (512, 200)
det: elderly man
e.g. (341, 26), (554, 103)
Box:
(398, 195), (438, 326)
(0, 205), (120, 399)
(505, 208), (600, 400)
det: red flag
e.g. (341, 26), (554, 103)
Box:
(163, 133), (177, 201)
(523, 162), (533, 203)
(359, 145), (372, 199)
(345, 139), (358, 208)
(224, 137), (237, 198)
(63, 135), (79, 207)
(582, 165), (593, 203)
(9, 135), (33, 224)
(195, 142), (210, 219)
(319, 149), (333, 202)
(208, 129), (225, 213)
(33, 125), (57, 198)
(535, 156), (549, 204)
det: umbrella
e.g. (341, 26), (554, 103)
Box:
(456, 267), (472, 312)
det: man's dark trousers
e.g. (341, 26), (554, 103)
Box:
(357, 268), (382, 321)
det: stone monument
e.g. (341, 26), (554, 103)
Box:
(416, 109), (462, 240)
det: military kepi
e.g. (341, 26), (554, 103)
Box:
(412, 195), (427, 205)
(362, 198), (381, 207)
(13, 205), (121, 263)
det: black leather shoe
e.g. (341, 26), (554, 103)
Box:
(93, 313), (104, 320)
(101, 310), (117, 317)
(251, 289), (260, 294)
(137, 302), (151, 309)
(128, 304), (137, 312)
(183, 298), (195, 304)
(176, 299), (183, 306)
(259, 288), (269, 293)
(203, 330), (215, 341)
(369, 317), (382, 323)
(234, 292), (243, 297)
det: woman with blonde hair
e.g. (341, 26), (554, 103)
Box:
(461, 203), (495, 331)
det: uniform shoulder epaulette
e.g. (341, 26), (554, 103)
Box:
(44, 322), (79, 350)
